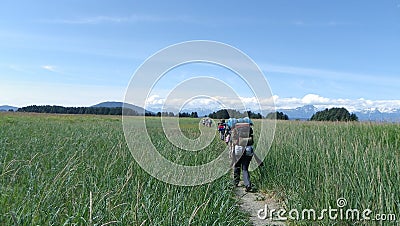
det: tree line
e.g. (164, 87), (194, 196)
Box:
(208, 109), (263, 119)
(265, 111), (289, 120)
(208, 108), (359, 122)
(154, 111), (198, 118)
(310, 107), (358, 121)
(17, 105), (359, 121)
(17, 105), (200, 118)
(18, 105), (140, 115)
(208, 109), (288, 120)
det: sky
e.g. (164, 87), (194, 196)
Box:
(1, 0), (400, 112)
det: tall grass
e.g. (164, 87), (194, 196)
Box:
(0, 114), (247, 225)
(1, 114), (398, 225)
(255, 121), (399, 224)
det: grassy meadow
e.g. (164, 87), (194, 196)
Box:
(0, 113), (399, 225)
(0, 114), (246, 225)
(256, 121), (399, 224)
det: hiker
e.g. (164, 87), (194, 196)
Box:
(224, 122), (231, 144)
(233, 144), (254, 191)
(228, 119), (263, 192)
(224, 129), (231, 144)
(217, 120), (226, 140)
(232, 142), (264, 192)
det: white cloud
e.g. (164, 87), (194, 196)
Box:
(41, 65), (56, 72)
(145, 94), (274, 113)
(274, 94), (400, 113)
(145, 95), (165, 106)
(144, 93), (400, 113)
(301, 94), (330, 104)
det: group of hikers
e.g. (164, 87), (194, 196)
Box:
(216, 117), (263, 192)
(201, 118), (213, 127)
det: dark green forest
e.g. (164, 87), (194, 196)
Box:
(18, 105), (139, 115)
(17, 105), (199, 117)
(311, 107), (358, 121)
(208, 109), (262, 119)
(266, 111), (289, 120)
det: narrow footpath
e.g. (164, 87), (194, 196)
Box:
(234, 183), (286, 226)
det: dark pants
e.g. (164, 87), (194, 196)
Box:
(219, 130), (225, 140)
(233, 155), (252, 187)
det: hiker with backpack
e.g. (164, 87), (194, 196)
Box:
(228, 118), (263, 192)
(217, 119), (226, 140)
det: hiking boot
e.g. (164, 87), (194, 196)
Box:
(245, 185), (252, 192)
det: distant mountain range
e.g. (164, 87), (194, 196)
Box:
(277, 105), (318, 120)
(2, 102), (399, 122)
(0, 105), (18, 112)
(355, 109), (400, 122)
(175, 104), (400, 122)
(277, 105), (400, 122)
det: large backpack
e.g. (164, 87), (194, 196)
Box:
(218, 123), (225, 131)
(231, 123), (253, 146)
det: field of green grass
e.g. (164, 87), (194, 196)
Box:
(1, 113), (399, 225)
(254, 121), (399, 224)
(0, 114), (246, 225)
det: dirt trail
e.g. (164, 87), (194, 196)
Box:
(234, 183), (286, 226)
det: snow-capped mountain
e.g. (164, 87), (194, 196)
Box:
(354, 109), (400, 122)
(277, 105), (318, 120)
(161, 104), (400, 122)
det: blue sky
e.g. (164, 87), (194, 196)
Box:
(1, 1), (399, 112)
